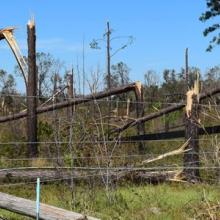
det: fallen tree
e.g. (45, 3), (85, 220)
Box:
(0, 82), (139, 123)
(0, 167), (177, 184)
(114, 87), (220, 133)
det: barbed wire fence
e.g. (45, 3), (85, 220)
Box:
(0, 90), (219, 187)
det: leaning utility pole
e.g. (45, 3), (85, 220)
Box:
(27, 18), (38, 157)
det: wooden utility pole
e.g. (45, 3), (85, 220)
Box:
(27, 18), (38, 157)
(185, 48), (189, 89)
(183, 94), (200, 182)
(106, 22), (111, 91)
(82, 36), (85, 96)
(106, 22), (111, 139)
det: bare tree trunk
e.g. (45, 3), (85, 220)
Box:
(27, 19), (38, 157)
(164, 97), (170, 132)
(183, 95), (200, 182)
(66, 72), (77, 206)
(67, 73), (74, 118)
(135, 82), (146, 152)
(52, 73), (62, 166)
(106, 22), (111, 141)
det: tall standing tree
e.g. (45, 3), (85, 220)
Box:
(0, 70), (17, 114)
(111, 62), (130, 86)
(204, 65), (220, 92)
(200, 0), (220, 51)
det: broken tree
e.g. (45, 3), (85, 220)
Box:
(183, 75), (200, 182)
(134, 81), (146, 152)
(0, 82), (139, 123)
(113, 86), (220, 133)
(27, 19), (38, 157)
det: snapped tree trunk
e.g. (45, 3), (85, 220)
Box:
(135, 82), (146, 152)
(183, 95), (200, 182)
(27, 19), (38, 157)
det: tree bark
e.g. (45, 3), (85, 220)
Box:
(0, 83), (138, 123)
(113, 87), (220, 133)
(66, 73), (74, 118)
(0, 167), (177, 184)
(135, 82), (146, 152)
(183, 95), (200, 182)
(27, 19), (38, 157)
(0, 85), (219, 124)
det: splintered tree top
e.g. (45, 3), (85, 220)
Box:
(0, 27), (15, 40)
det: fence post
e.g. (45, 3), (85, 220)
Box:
(36, 178), (40, 220)
(27, 18), (38, 157)
(183, 94), (200, 182)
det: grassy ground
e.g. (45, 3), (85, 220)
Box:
(0, 183), (219, 220)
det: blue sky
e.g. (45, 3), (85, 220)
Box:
(0, 0), (219, 91)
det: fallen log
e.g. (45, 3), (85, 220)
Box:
(0, 192), (99, 220)
(114, 103), (184, 133)
(0, 82), (138, 123)
(0, 167), (177, 184)
(114, 87), (220, 133)
(130, 170), (178, 184)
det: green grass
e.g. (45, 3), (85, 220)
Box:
(0, 183), (219, 220)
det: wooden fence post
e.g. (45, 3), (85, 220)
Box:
(135, 81), (146, 152)
(183, 94), (200, 182)
(27, 18), (38, 157)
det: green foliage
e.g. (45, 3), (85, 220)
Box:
(200, 0), (220, 51)
(0, 69), (16, 94)
(104, 62), (130, 89)
(38, 121), (53, 138)
(203, 65), (220, 92)
(0, 183), (219, 220)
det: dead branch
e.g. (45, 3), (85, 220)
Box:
(142, 139), (190, 164)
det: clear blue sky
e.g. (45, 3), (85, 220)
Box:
(0, 0), (219, 91)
